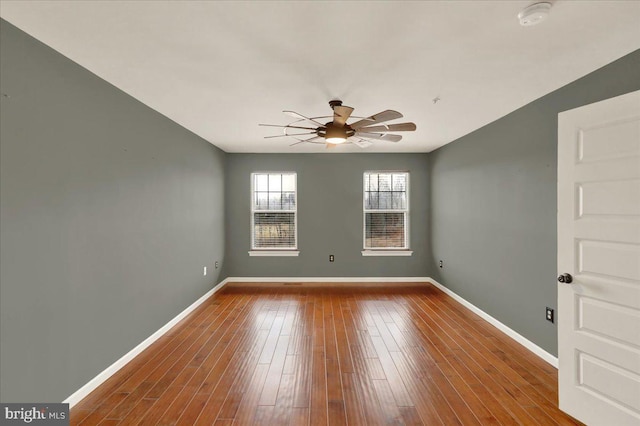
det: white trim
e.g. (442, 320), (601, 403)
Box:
(248, 250), (300, 257)
(361, 250), (413, 257)
(226, 276), (430, 283)
(428, 278), (559, 368)
(62, 278), (231, 407)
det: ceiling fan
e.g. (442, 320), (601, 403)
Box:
(260, 100), (416, 148)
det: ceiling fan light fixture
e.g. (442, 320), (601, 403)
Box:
(326, 137), (347, 144)
(325, 126), (347, 144)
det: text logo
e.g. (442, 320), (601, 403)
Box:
(1, 404), (68, 425)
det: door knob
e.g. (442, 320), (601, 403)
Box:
(557, 273), (573, 284)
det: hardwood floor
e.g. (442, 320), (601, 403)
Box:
(70, 283), (582, 425)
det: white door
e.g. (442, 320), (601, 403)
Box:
(558, 90), (640, 425)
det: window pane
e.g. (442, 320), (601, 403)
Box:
(255, 192), (268, 210)
(365, 212), (405, 248)
(255, 174), (268, 191)
(392, 192), (407, 209)
(392, 174), (406, 191)
(366, 191), (378, 209)
(268, 192), (282, 210)
(364, 172), (408, 211)
(379, 191), (392, 209)
(368, 174), (378, 191)
(254, 213), (296, 248)
(282, 192), (296, 210)
(378, 174), (391, 191)
(364, 174), (370, 192)
(269, 174), (282, 191)
(282, 174), (295, 192)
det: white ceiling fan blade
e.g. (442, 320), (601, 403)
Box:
(333, 105), (354, 126)
(259, 123), (318, 131)
(290, 136), (325, 146)
(264, 132), (316, 139)
(355, 132), (402, 142)
(349, 110), (403, 130)
(357, 122), (416, 133)
(283, 110), (326, 127)
(388, 122), (416, 132)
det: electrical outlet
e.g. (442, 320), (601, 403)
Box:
(203, 266), (207, 276)
(215, 261), (219, 269)
(439, 260), (443, 268)
(546, 307), (554, 323)
(329, 255), (335, 262)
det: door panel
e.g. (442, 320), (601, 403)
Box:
(578, 352), (640, 413)
(578, 118), (639, 163)
(558, 90), (640, 425)
(577, 239), (640, 281)
(579, 179), (640, 216)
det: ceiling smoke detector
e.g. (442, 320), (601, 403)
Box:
(518, 2), (552, 26)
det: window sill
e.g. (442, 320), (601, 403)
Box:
(249, 250), (300, 257)
(361, 250), (413, 257)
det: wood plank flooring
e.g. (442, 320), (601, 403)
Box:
(70, 283), (582, 425)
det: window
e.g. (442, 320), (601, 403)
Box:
(363, 172), (411, 255)
(250, 173), (298, 255)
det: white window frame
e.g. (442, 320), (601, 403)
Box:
(249, 172), (299, 256)
(362, 171), (413, 257)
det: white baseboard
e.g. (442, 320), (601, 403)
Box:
(225, 276), (431, 283)
(63, 278), (230, 407)
(64, 275), (556, 407)
(427, 278), (558, 368)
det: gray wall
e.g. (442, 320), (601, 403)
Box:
(223, 154), (430, 278)
(2, 10), (637, 404)
(0, 20), (226, 402)
(429, 49), (640, 356)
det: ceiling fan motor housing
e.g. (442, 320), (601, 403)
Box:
(321, 122), (355, 142)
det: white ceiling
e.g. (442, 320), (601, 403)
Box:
(1, 1), (639, 153)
